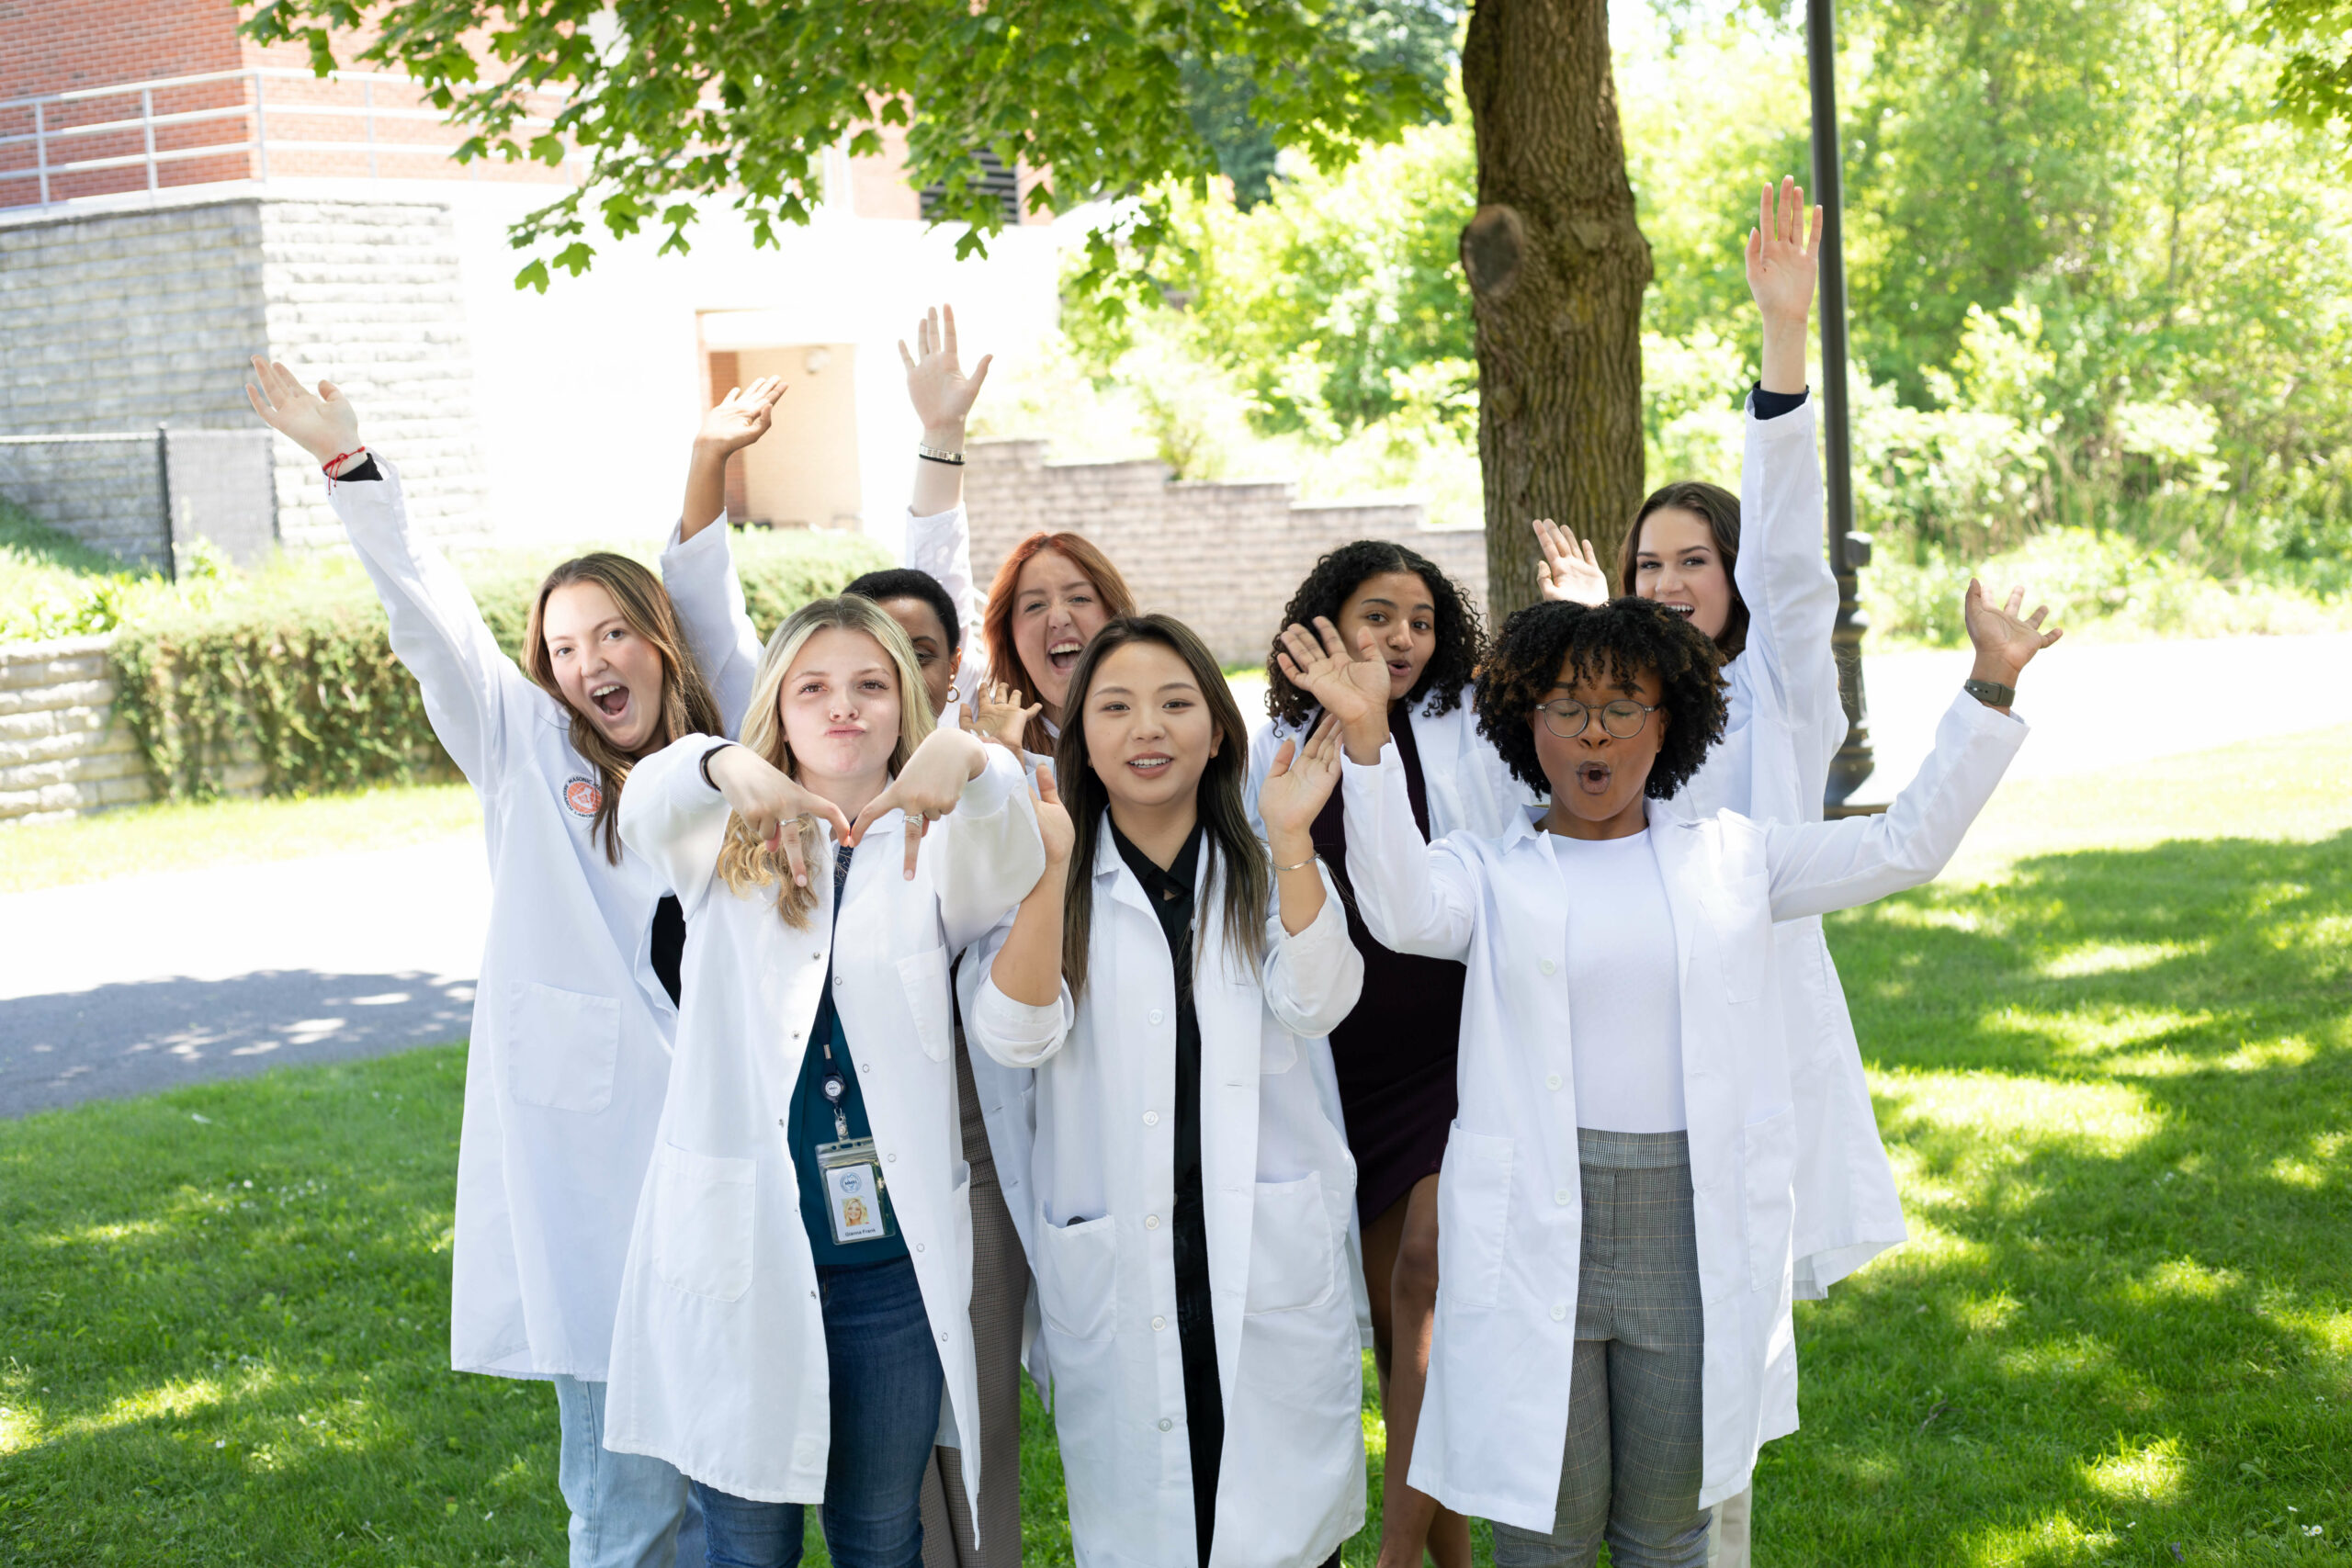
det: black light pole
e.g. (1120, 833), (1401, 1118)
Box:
(1806, 0), (1877, 809)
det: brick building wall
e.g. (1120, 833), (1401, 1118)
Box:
(963, 439), (1488, 666)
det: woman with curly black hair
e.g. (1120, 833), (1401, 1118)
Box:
(1285, 582), (2058, 1566)
(1250, 539), (1532, 1568)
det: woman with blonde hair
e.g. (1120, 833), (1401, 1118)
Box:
(605, 594), (1065, 1567)
(245, 357), (733, 1567)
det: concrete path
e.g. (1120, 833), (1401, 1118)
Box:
(1, 836), (487, 1117)
(5, 632), (2348, 1119)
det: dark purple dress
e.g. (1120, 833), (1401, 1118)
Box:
(1309, 700), (1466, 1225)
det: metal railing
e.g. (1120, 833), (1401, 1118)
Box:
(0, 66), (574, 211)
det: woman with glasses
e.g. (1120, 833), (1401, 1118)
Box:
(1283, 581), (2056, 1566)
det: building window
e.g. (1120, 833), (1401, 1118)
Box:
(919, 149), (1023, 225)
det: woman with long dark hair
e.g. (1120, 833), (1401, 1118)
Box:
(1249, 539), (1531, 1568)
(967, 615), (1368, 1568)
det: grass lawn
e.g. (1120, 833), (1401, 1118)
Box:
(3, 728), (2347, 1565)
(0, 784), (481, 895)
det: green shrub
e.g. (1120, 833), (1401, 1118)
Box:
(0, 502), (170, 642)
(109, 526), (888, 802)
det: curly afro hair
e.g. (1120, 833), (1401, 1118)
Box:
(1474, 597), (1729, 800)
(1264, 540), (1486, 728)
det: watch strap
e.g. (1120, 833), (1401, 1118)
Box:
(1962, 677), (2015, 708)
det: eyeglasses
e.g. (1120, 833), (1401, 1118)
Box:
(1538, 697), (1660, 740)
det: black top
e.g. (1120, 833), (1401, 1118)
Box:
(1751, 383), (1808, 421)
(651, 896), (684, 1007)
(1309, 698), (1467, 1224)
(1108, 817), (1224, 1565)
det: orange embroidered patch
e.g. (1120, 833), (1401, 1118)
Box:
(564, 777), (602, 817)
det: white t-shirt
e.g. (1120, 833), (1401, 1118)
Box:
(1552, 828), (1686, 1134)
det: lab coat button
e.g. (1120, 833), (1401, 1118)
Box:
(1551, 1303), (1568, 1321)
(1555, 1189), (1571, 1205)
(1143, 1110), (1160, 1126)
(1158, 1418), (1173, 1432)
(887, 1152), (897, 1163)
(1545, 1074), (1562, 1090)
(1540, 958), (1557, 976)
(916, 1242), (925, 1252)
(1149, 1009), (1165, 1025)
(1145, 1214), (1160, 1230)
(1152, 1315), (1166, 1331)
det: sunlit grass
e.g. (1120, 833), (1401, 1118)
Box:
(0, 782), (481, 894)
(6, 726), (2350, 1563)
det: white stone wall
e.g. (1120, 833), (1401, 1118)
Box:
(0, 434), (169, 568)
(256, 197), (490, 549)
(0, 636), (150, 826)
(963, 439), (1490, 666)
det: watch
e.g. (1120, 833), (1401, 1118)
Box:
(1962, 677), (2015, 708)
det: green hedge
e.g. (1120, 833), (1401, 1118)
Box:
(111, 527), (889, 802)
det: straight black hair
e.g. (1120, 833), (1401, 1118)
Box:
(1053, 615), (1268, 1001)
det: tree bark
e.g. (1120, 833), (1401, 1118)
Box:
(1461, 0), (1654, 621)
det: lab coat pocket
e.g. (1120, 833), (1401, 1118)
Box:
(1740, 1108), (1798, 1294)
(506, 982), (618, 1113)
(1436, 1124), (1514, 1311)
(1243, 1171), (1339, 1314)
(1036, 1213), (1118, 1341)
(650, 1144), (757, 1303)
(897, 946), (956, 1063)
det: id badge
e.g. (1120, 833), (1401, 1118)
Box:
(816, 1136), (894, 1245)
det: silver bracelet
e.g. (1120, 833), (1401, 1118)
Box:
(1275, 854), (1317, 873)
(916, 442), (965, 467)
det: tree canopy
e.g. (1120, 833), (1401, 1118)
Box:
(243, 0), (1453, 292)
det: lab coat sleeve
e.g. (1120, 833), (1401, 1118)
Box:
(961, 915), (1074, 1068)
(1736, 395), (1846, 791)
(1261, 860), (1365, 1037)
(327, 459), (526, 792)
(659, 520), (764, 740)
(933, 740), (1049, 956)
(905, 503), (979, 649)
(1764, 693), (2027, 920)
(1339, 740), (1478, 962)
(616, 732), (733, 910)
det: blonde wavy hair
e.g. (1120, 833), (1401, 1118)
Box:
(717, 595), (934, 927)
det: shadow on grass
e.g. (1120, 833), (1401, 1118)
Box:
(1766, 831), (2352, 1566)
(0, 1046), (568, 1567)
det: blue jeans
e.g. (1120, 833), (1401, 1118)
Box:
(693, 1256), (945, 1568)
(553, 1374), (707, 1568)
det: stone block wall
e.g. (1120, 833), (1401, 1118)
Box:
(963, 439), (1489, 666)
(0, 637), (151, 826)
(0, 194), (491, 561)
(0, 434), (169, 568)
(256, 198), (489, 549)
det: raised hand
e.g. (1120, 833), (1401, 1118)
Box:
(1962, 579), (2063, 683)
(1746, 177), (1821, 396)
(847, 726), (988, 879)
(1274, 617), (1389, 727)
(1258, 715), (1345, 844)
(899, 304), (993, 437)
(1532, 518), (1611, 605)
(1032, 761), (1076, 867)
(975, 682), (1043, 754)
(696, 376), (787, 458)
(709, 745), (854, 890)
(245, 355), (360, 467)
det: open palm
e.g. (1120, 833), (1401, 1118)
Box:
(1274, 617), (1388, 728)
(1745, 176), (1821, 330)
(245, 355), (358, 465)
(1963, 580), (2063, 678)
(698, 376), (786, 457)
(899, 304), (993, 432)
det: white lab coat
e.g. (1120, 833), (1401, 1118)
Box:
(1245, 691), (1538, 846)
(905, 502), (995, 707)
(1340, 692), (2026, 1525)
(967, 822), (1369, 1568)
(328, 462), (732, 1382)
(601, 736), (1053, 1514)
(1659, 398), (1905, 1295)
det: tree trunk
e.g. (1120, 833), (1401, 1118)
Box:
(1461, 0), (1653, 622)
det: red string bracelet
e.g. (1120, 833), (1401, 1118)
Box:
(322, 446), (368, 491)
